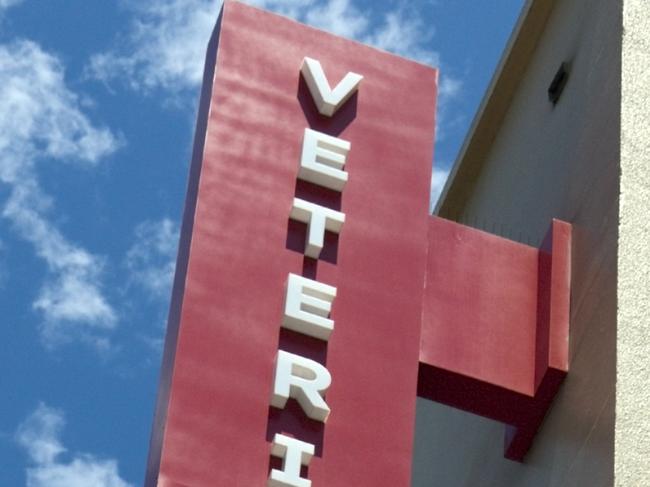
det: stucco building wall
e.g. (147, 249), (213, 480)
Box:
(415, 0), (623, 485)
(617, 1), (650, 485)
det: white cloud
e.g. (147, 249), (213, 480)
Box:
(87, 0), (441, 93)
(435, 73), (463, 142)
(364, 10), (438, 66)
(439, 74), (462, 99)
(125, 218), (179, 298)
(87, 0), (220, 92)
(15, 403), (65, 466)
(429, 166), (449, 212)
(16, 403), (133, 487)
(0, 40), (119, 347)
(0, 0), (23, 11)
(302, 0), (368, 39)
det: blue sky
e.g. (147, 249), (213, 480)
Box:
(0, 1), (523, 484)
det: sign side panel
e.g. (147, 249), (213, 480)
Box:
(144, 11), (222, 487)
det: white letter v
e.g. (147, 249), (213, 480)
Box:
(301, 57), (363, 117)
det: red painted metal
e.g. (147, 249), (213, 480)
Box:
(146, 1), (437, 486)
(418, 218), (571, 461)
(145, 1), (572, 484)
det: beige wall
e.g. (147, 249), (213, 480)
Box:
(617, 1), (650, 485)
(415, 0), (621, 485)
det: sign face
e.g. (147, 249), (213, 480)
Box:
(146, 2), (437, 486)
(145, 2), (571, 485)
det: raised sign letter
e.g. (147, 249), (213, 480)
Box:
(268, 433), (315, 487)
(271, 350), (332, 422)
(290, 198), (345, 259)
(299, 128), (350, 191)
(284, 273), (336, 340)
(301, 57), (363, 117)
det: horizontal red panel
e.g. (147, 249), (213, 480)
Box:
(419, 218), (571, 461)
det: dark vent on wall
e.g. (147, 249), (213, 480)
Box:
(548, 62), (569, 105)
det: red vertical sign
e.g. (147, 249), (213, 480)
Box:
(146, 1), (438, 486)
